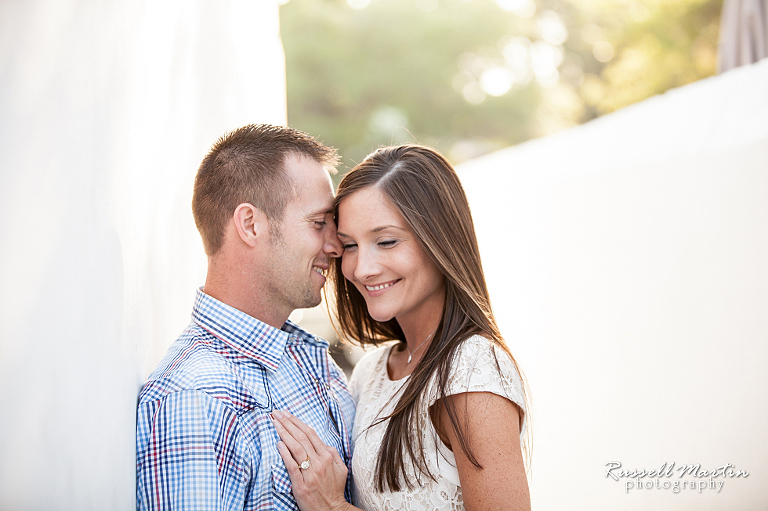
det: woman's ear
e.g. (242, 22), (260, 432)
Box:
(232, 203), (269, 247)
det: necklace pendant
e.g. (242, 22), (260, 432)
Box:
(407, 354), (412, 364)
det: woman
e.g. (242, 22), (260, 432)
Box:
(272, 145), (530, 510)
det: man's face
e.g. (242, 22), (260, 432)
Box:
(265, 153), (341, 316)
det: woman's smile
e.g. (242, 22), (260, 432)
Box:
(363, 279), (401, 294)
(337, 186), (445, 327)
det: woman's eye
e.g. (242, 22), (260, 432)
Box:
(342, 243), (358, 251)
(378, 240), (397, 247)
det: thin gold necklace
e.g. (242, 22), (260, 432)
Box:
(406, 328), (437, 364)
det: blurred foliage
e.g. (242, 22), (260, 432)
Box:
(280, 0), (723, 174)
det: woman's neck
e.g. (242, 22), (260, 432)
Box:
(396, 289), (445, 349)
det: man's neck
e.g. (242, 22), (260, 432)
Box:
(204, 261), (289, 330)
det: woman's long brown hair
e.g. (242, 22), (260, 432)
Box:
(331, 144), (530, 492)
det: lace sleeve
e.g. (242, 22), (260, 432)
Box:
(429, 335), (526, 424)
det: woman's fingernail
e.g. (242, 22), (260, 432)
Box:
(272, 410), (284, 419)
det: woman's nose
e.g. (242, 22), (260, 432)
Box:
(353, 247), (381, 282)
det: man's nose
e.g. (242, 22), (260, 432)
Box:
(323, 222), (343, 258)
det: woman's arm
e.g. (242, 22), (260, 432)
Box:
(272, 410), (362, 511)
(434, 392), (531, 511)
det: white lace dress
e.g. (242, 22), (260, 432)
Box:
(348, 335), (526, 511)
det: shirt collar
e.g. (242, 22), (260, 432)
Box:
(191, 288), (328, 372)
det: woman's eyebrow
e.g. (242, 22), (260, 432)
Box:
(371, 225), (405, 233)
(337, 225), (406, 238)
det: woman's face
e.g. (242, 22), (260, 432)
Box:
(337, 186), (445, 327)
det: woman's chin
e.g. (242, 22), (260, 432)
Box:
(366, 309), (395, 324)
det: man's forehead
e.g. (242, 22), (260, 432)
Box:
(282, 151), (329, 183)
(283, 152), (330, 176)
(281, 161), (334, 218)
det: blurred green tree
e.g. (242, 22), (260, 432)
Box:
(280, 0), (722, 174)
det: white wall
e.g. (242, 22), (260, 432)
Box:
(459, 58), (768, 509)
(0, 1), (286, 509)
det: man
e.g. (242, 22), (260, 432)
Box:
(136, 124), (354, 510)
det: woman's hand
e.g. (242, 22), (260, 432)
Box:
(271, 410), (352, 511)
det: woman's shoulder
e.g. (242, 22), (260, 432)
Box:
(348, 344), (392, 399)
(454, 334), (511, 365)
(352, 344), (391, 372)
(457, 333), (496, 352)
(441, 334), (526, 411)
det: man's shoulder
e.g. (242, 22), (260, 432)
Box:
(138, 325), (257, 408)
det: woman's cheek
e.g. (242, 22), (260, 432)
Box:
(341, 252), (355, 283)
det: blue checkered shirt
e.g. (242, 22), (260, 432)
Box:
(136, 289), (355, 510)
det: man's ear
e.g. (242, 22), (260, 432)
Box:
(232, 203), (269, 247)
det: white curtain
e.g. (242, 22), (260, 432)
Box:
(0, 1), (285, 509)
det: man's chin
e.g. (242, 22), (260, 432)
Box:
(297, 292), (322, 311)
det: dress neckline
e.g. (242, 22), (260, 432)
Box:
(383, 344), (413, 383)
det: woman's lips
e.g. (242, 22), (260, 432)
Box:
(363, 279), (401, 296)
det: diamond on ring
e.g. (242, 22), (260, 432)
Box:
(300, 457), (310, 470)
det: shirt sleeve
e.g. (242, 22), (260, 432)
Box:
(428, 336), (526, 429)
(136, 389), (253, 511)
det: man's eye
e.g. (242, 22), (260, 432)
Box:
(314, 221), (326, 229)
